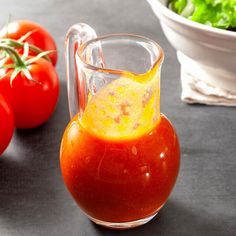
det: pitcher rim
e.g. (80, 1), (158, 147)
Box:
(77, 33), (164, 77)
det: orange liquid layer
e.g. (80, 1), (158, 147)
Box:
(60, 114), (180, 223)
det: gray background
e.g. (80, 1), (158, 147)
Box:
(0, 0), (235, 235)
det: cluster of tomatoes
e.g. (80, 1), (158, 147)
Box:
(0, 20), (60, 155)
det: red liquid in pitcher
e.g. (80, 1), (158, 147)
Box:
(60, 113), (180, 222)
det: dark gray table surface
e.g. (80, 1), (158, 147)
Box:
(0, 1), (235, 235)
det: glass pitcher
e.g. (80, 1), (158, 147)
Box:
(60, 23), (180, 229)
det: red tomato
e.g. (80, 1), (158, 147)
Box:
(0, 57), (59, 129)
(0, 20), (57, 66)
(0, 94), (14, 155)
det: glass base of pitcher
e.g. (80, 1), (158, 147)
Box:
(88, 212), (158, 230)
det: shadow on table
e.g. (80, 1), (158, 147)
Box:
(0, 81), (73, 234)
(90, 200), (230, 236)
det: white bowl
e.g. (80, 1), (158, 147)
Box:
(146, 0), (236, 92)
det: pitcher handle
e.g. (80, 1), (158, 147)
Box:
(65, 23), (97, 119)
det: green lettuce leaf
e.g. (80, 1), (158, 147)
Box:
(168, 0), (236, 30)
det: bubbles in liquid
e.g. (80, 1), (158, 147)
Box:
(82, 74), (160, 140)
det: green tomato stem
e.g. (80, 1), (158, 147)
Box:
(0, 38), (51, 62)
(0, 43), (25, 67)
